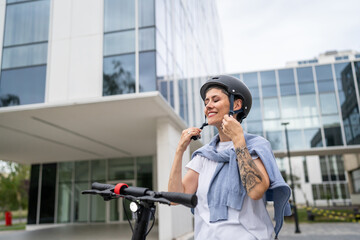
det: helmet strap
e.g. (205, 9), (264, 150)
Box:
(229, 94), (243, 116)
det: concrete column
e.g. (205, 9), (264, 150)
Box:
(156, 118), (193, 240)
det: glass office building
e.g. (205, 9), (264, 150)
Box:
(224, 53), (360, 206)
(0, 0), (223, 237)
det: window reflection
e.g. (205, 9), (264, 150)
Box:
(263, 98), (280, 119)
(260, 71), (276, 86)
(246, 98), (262, 121)
(300, 94), (318, 117)
(304, 128), (323, 147)
(103, 54), (135, 96)
(246, 121), (263, 136)
(319, 93), (338, 115)
(139, 51), (156, 92)
(334, 62), (360, 145)
(315, 65), (335, 93)
(266, 131), (284, 150)
(288, 129), (304, 150)
(0, 66), (46, 107)
(281, 95), (298, 118)
(139, 0), (155, 27)
(103, 31), (135, 56)
(322, 115), (343, 146)
(243, 72), (258, 87)
(4, 0), (50, 46)
(104, 0), (135, 32)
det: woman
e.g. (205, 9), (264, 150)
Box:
(168, 75), (291, 240)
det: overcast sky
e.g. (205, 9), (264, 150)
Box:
(216, 0), (360, 74)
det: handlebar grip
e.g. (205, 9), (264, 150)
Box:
(160, 192), (197, 208)
(123, 187), (150, 197)
(92, 182), (115, 191)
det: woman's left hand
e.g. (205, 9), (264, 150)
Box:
(222, 114), (244, 141)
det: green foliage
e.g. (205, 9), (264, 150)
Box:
(0, 161), (30, 211)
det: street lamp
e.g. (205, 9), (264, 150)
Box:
(281, 122), (301, 234)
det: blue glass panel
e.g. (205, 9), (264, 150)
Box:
(297, 67), (313, 83)
(248, 87), (259, 98)
(139, 0), (155, 27)
(103, 30), (135, 56)
(278, 69), (295, 84)
(300, 94), (318, 117)
(103, 54), (135, 96)
(266, 131), (284, 150)
(355, 62), (360, 98)
(246, 98), (262, 121)
(262, 85), (277, 97)
(4, 0), (50, 46)
(263, 98), (280, 119)
(324, 126), (343, 146)
(247, 121), (263, 136)
(0, 65), (46, 107)
(2, 43), (47, 69)
(104, 0), (135, 32)
(298, 82), (315, 94)
(317, 80), (335, 92)
(260, 70), (276, 86)
(158, 78), (168, 100)
(334, 63), (360, 145)
(343, 108), (360, 145)
(319, 93), (338, 115)
(139, 51), (156, 92)
(178, 79), (188, 123)
(243, 72), (258, 87)
(315, 65), (332, 81)
(169, 80), (174, 108)
(281, 95), (298, 118)
(322, 114), (343, 146)
(280, 84), (296, 96)
(288, 130), (304, 150)
(304, 128), (322, 148)
(155, 0), (166, 38)
(139, 27), (155, 51)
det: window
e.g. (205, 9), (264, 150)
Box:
(334, 62), (360, 145)
(263, 98), (280, 119)
(0, 0), (50, 108)
(243, 72), (258, 87)
(40, 163), (57, 224)
(103, 54), (136, 96)
(266, 131), (284, 150)
(139, 51), (156, 92)
(0, 66), (46, 107)
(303, 158), (309, 183)
(108, 158), (134, 180)
(351, 169), (360, 193)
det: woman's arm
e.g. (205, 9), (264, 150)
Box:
(222, 115), (270, 200)
(168, 128), (201, 195)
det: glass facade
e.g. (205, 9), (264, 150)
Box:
(27, 157), (153, 224)
(234, 60), (360, 151)
(0, 0), (50, 107)
(103, 0), (223, 127)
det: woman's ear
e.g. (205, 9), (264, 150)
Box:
(233, 99), (243, 111)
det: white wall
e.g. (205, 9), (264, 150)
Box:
(156, 118), (193, 240)
(47, 0), (103, 103)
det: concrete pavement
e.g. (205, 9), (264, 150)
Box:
(279, 222), (360, 240)
(0, 222), (359, 239)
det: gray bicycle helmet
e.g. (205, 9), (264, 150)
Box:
(200, 75), (252, 122)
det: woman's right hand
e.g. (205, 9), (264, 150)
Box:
(176, 127), (202, 153)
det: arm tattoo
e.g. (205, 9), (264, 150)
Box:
(236, 146), (263, 193)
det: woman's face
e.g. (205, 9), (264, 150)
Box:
(204, 88), (230, 127)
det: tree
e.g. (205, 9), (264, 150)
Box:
(0, 161), (30, 212)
